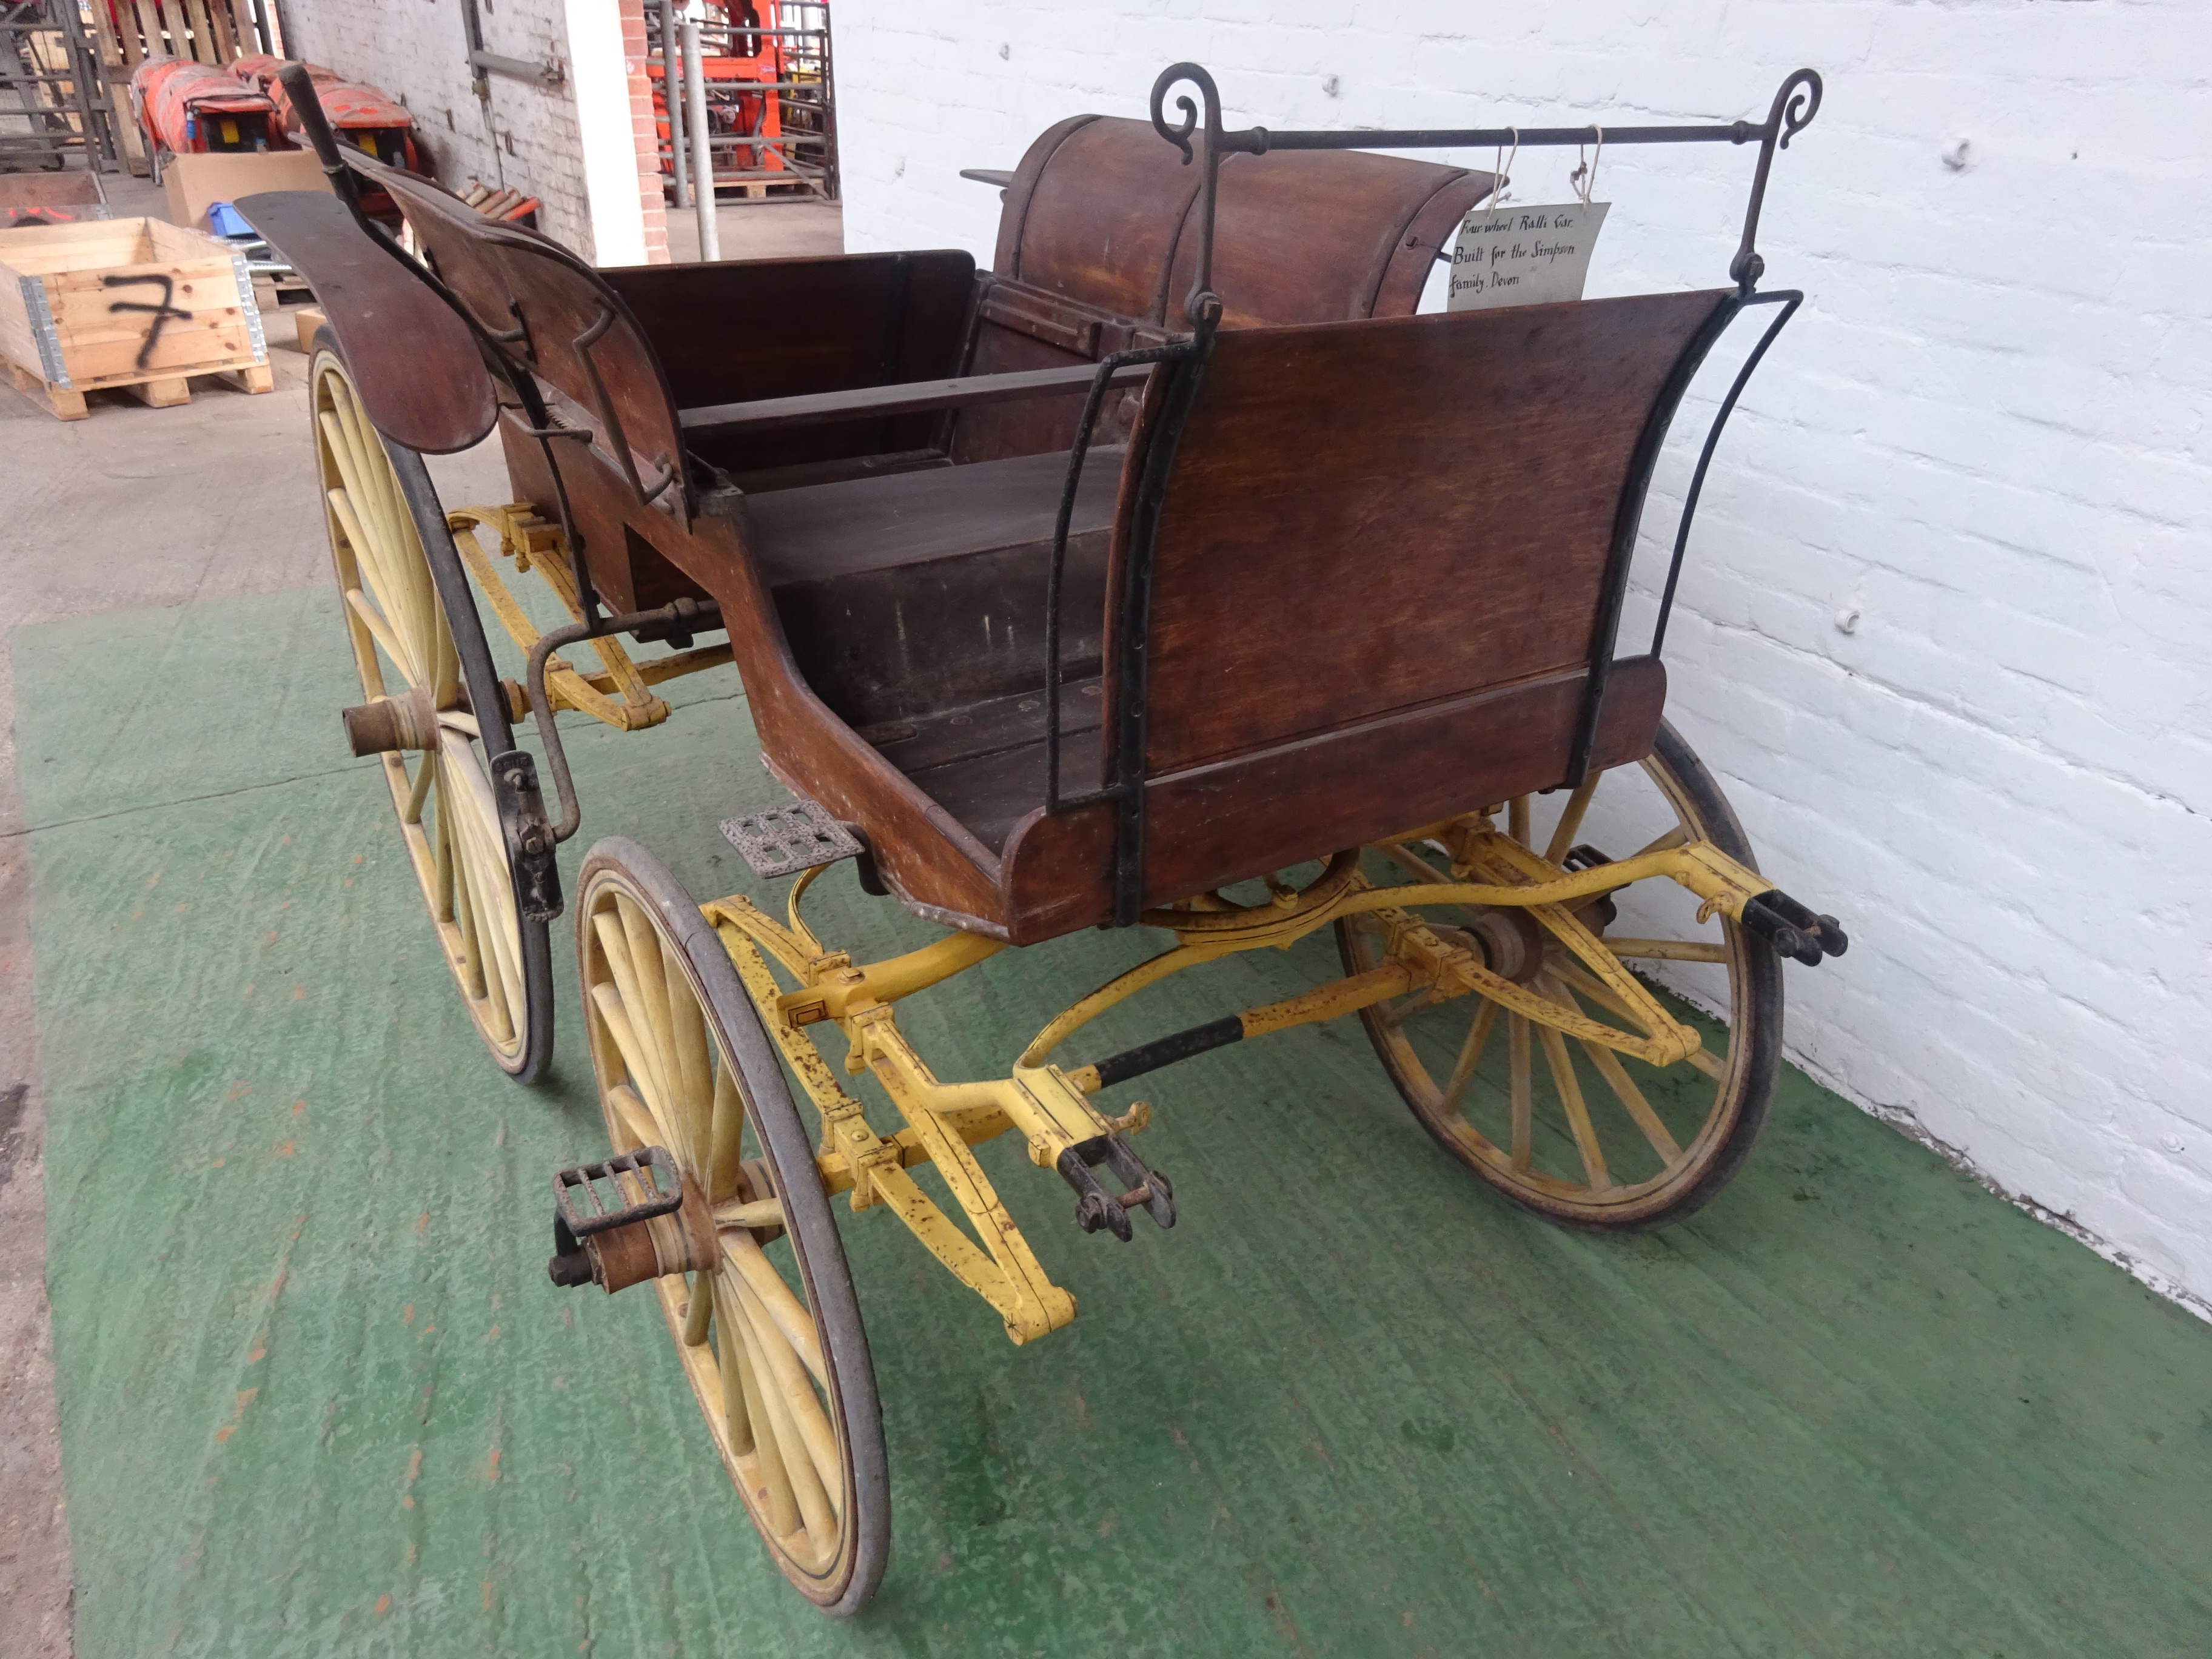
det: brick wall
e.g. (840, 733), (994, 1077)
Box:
(278, 0), (666, 264)
(831, 0), (2212, 1310)
(618, 0), (670, 265)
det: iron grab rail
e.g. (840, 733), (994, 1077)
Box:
(1150, 61), (1821, 303)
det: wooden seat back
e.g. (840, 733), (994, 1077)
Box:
(1113, 289), (1734, 900)
(994, 115), (1493, 328)
(958, 116), (1496, 463)
(371, 163), (691, 519)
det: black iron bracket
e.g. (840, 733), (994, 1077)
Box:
(523, 596), (724, 851)
(1042, 340), (1191, 816)
(1742, 888), (1849, 967)
(1054, 1132), (1176, 1242)
(1649, 289), (1802, 656)
(490, 748), (561, 924)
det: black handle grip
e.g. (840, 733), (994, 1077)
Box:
(277, 62), (347, 178)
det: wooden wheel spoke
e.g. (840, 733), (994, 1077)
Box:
(722, 1230), (828, 1389)
(707, 1057), (748, 1204)
(1534, 1021), (1612, 1193)
(1544, 976), (1683, 1168)
(591, 979), (673, 1133)
(340, 578), (409, 678)
(606, 1082), (659, 1153)
(445, 752), (523, 1034)
(1541, 774), (1600, 865)
(729, 1313), (802, 1538)
(725, 1270), (842, 1530)
(1508, 1014), (1533, 1170)
(1379, 986), (1443, 1029)
(1603, 937), (1726, 962)
(1439, 1000), (1499, 1116)
(592, 910), (677, 1126)
(1681, 1045), (1728, 1083)
(659, 935), (716, 1177)
(711, 1278), (754, 1453)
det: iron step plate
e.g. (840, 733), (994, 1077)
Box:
(719, 798), (863, 880)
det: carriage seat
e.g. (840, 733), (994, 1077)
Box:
(742, 446), (1123, 851)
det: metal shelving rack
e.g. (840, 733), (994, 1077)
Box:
(648, 0), (836, 206)
(0, 0), (118, 175)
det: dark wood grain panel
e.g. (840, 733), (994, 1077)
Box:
(1161, 149), (1494, 329)
(999, 657), (1667, 942)
(499, 404), (1018, 931)
(1131, 290), (1729, 774)
(606, 250), (974, 480)
(1007, 115), (1203, 320)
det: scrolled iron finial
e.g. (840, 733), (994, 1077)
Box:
(1769, 67), (1822, 149)
(1150, 61), (1222, 166)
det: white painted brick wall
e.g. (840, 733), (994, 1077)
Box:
(833, 0), (2212, 1306)
(280, 0), (659, 263)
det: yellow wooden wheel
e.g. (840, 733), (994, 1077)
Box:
(575, 839), (888, 1614)
(312, 348), (553, 1081)
(1337, 722), (1782, 1228)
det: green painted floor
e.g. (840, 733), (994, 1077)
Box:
(20, 586), (2212, 1658)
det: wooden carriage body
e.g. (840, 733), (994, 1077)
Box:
(246, 63), (1845, 1615)
(261, 110), (1742, 946)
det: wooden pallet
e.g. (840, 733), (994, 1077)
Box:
(0, 216), (271, 421)
(4, 354), (272, 420)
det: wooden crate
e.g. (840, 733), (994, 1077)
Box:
(0, 216), (272, 420)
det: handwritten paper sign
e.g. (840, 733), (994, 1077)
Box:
(1446, 202), (1610, 310)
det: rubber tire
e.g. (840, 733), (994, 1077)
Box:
(315, 343), (555, 1084)
(577, 837), (891, 1615)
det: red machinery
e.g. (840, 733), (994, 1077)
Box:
(232, 56), (426, 173)
(648, 1), (793, 192)
(131, 56), (281, 167)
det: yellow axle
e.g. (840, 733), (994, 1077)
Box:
(696, 825), (1787, 1346)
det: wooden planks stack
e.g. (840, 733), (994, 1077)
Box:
(0, 216), (272, 420)
(458, 182), (541, 224)
(82, 0), (267, 175)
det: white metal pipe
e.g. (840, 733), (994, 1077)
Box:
(681, 21), (720, 262)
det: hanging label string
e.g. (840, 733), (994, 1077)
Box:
(1570, 125), (1603, 207)
(1487, 127), (1519, 211)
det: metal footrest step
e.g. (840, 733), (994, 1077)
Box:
(720, 797), (864, 879)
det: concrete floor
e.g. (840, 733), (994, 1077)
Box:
(663, 196), (845, 263)
(0, 169), (788, 1659)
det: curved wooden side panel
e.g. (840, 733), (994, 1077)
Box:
(236, 189), (496, 454)
(501, 409), (1013, 933)
(1000, 657), (1667, 943)
(1131, 292), (1731, 776)
(366, 155), (692, 521)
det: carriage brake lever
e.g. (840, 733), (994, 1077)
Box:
(1056, 1132), (1176, 1242)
